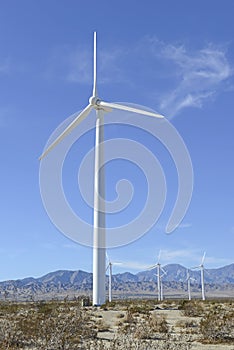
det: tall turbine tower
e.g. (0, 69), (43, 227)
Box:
(192, 252), (206, 301)
(39, 33), (164, 306)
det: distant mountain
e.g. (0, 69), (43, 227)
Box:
(0, 263), (233, 301)
(37, 270), (92, 285)
(137, 264), (188, 282)
(204, 264), (234, 284)
(113, 272), (138, 283)
(137, 263), (234, 284)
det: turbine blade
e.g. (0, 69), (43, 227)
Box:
(98, 101), (164, 119)
(161, 267), (167, 275)
(92, 32), (97, 97)
(201, 252), (206, 265)
(106, 252), (110, 263)
(157, 249), (162, 263)
(39, 104), (92, 160)
(147, 264), (157, 270)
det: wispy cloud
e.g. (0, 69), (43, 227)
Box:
(62, 47), (130, 85)
(46, 40), (126, 86)
(205, 256), (234, 267)
(157, 222), (192, 231)
(45, 45), (92, 84)
(159, 248), (199, 264)
(109, 249), (233, 273)
(66, 49), (92, 84)
(177, 223), (192, 229)
(159, 249), (233, 268)
(148, 40), (233, 116)
(116, 261), (150, 271)
(47, 38), (232, 117)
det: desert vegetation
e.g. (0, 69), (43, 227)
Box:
(0, 298), (233, 349)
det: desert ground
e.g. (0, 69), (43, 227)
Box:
(0, 298), (233, 349)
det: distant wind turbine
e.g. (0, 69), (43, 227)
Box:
(106, 253), (122, 303)
(39, 32), (164, 306)
(159, 268), (167, 301)
(191, 252), (207, 301)
(185, 269), (195, 301)
(148, 250), (166, 301)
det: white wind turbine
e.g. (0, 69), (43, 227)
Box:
(149, 250), (166, 301)
(106, 253), (122, 303)
(185, 269), (195, 301)
(39, 32), (164, 306)
(159, 268), (167, 301)
(192, 252), (207, 301)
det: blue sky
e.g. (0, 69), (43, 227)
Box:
(0, 0), (234, 281)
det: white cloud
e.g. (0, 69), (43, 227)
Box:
(66, 49), (92, 84)
(45, 45), (92, 84)
(66, 46), (131, 87)
(205, 256), (234, 267)
(47, 43), (128, 86)
(159, 248), (198, 263)
(154, 42), (233, 116)
(173, 222), (192, 229)
(48, 38), (232, 117)
(156, 222), (192, 231)
(116, 261), (150, 271)
(159, 249), (233, 268)
(109, 249), (233, 273)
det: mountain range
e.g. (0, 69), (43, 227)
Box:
(0, 263), (233, 301)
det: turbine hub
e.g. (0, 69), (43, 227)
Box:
(89, 95), (100, 107)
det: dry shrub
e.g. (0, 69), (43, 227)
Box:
(176, 319), (198, 328)
(200, 308), (234, 343)
(149, 313), (169, 333)
(179, 300), (204, 317)
(176, 319), (198, 335)
(0, 301), (97, 349)
(118, 311), (169, 340)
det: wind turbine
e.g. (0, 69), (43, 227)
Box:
(159, 268), (167, 301)
(106, 253), (122, 302)
(185, 269), (195, 301)
(192, 252), (207, 301)
(148, 250), (166, 301)
(39, 32), (164, 306)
